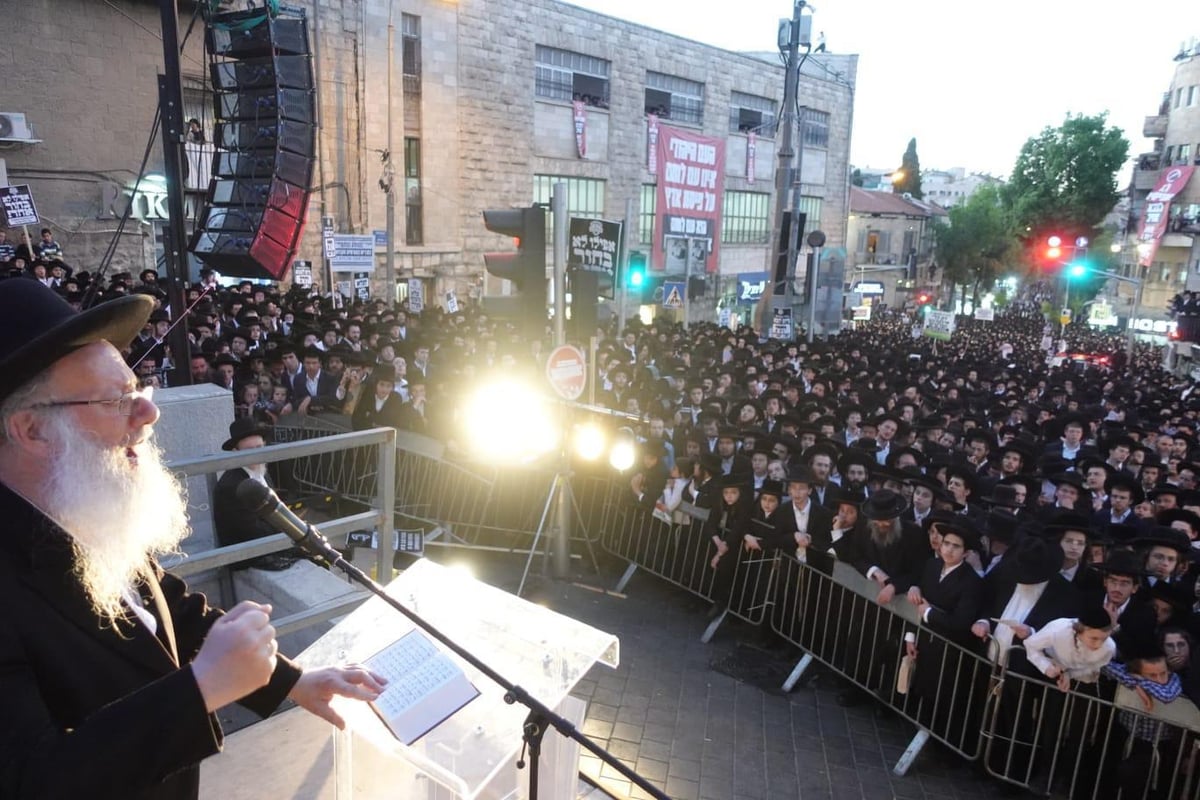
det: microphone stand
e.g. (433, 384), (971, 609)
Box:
(278, 507), (670, 800)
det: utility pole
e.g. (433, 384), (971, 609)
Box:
(384, 10), (397, 306)
(766, 1), (810, 339)
(156, 0), (193, 386)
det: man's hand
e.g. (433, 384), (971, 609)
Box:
(875, 583), (896, 605)
(192, 601), (277, 712)
(743, 535), (762, 552)
(298, 396), (313, 415)
(630, 473), (645, 495)
(1135, 685), (1154, 713)
(288, 666), (388, 729)
(906, 587), (923, 605)
(964, 550), (983, 573)
(1008, 622), (1032, 640)
(1055, 672), (1071, 693)
(870, 569), (890, 587)
(794, 532), (811, 548)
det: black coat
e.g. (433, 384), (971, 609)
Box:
(0, 483), (300, 799)
(352, 391), (406, 431)
(212, 467), (277, 548)
(772, 498), (835, 553)
(917, 560), (985, 645)
(851, 521), (930, 593)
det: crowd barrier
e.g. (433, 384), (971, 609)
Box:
(590, 478), (1200, 797)
(269, 415), (602, 578)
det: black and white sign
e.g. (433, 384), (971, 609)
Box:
(0, 184), (39, 226)
(353, 272), (370, 301)
(408, 278), (424, 313)
(331, 234), (374, 271)
(769, 307), (794, 340)
(292, 260), (312, 288)
(568, 217), (621, 299)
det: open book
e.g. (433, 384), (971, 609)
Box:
(363, 629), (480, 745)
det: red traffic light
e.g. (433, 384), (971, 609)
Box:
(917, 293), (930, 304)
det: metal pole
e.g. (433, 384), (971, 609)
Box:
(552, 182), (567, 347)
(807, 245), (821, 343)
(767, 1), (803, 331)
(156, 0), (193, 387)
(1128, 278), (1144, 360)
(312, 6), (332, 294)
(385, 12), (397, 306)
(619, 197), (633, 332)
(792, 105), (807, 340)
(682, 247), (690, 331)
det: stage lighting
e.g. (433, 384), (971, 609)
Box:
(573, 423), (607, 461)
(462, 379), (559, 463)
(608, 427), (637, 471)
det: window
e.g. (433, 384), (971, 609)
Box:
(644, 71), (704, 125)
(722, 191), (770, 244)
(800, 109), (830, 149)
(1181, 144), (1193, 165)
(535, 46), (610, 108)
(533, 175), (606, 219)
(729, 91), (777, 137)
(1166, 145), (1175, 164)
(1176, 88), (1185, 108)
(796, 196), (822, 234)
(402, 14), (421, 94)
(640, 184), (656, 244)
(404, 137), (422, 245)
(1189, 86), (1198, 107)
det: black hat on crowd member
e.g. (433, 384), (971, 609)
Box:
(828, 487), (866, 511)
(221, 416), (273, 451)
(1157, 507), (1200, 536)
(1104, 473), (1145, 505)
(758, 479), (785, 499)
(936, 517), (981, 552)
(1040, 510), (1094, 541)
(1148, 485), (1183, 503)
(943, 464), (978, 495)
(785, 465), (816, 485)
(859, 489), (910, 521)
(716, 471), (750, 490)
(1132, 526), (1192, 556)
(983, 508), (1021, 543)
(1093, 548), (1149, 579)
(371, 365), (401, 385)
(211, 352), (240, 369)
(1010, 537), (1062, 585)
(837, 449), (875, 478)
(1101, 523), (1142, 547)
(886, 445), (927, 468)
(1048, 471), (1086, 494)
(698, 452), (723, 477)
(978, 483), (1023, 509)
(1077, 603), (1114, 631)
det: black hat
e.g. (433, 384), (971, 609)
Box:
(1147, 579), (1191, 612)
(698, 452), (723, 476)
(0, 279), (154, 403)
(1049, 472), (1086, 493)
(372, 365), (401, 384)
(937, 517), (981, 552)
(1010, 537), (1061, 585)
(1093, 548), (1148, 579)
(1041, 510), (1094, 541)
(983, 509), (1021, 543)
(785, 465), (816, 485)
(1104, 473), (1145, 505)
(1149, 485), (1183, 502)
(1156, 507), (1200, 533)
(859, 489), (910, 521)
(759, 479), (785, 498)
(716, 472), (749, 490)
(979, 483), (1023, 508)
(837, 449), (875, 477)
(1076, 603), (1113, 631)
(1132, 526), (1192, 555)
(221, 417), (273, 451)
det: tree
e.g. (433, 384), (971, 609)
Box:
(931, 184), (1014, 308)
(894, 138), (923, 198)
(1002, 112), (1129, 249)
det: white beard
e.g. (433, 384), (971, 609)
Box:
(39, 413), (191, 626)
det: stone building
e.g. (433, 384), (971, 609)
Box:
(845, 188), (946, 309)
(0, 0), (855, 326)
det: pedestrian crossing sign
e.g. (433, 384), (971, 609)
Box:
(662, 281), (685, 309)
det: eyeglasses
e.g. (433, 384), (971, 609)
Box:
(32, 385), (155, 416)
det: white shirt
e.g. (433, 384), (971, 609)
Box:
(1023, 617), (1115, 682)
(122, 587), (158, 635)
(792, 500), (811, 562)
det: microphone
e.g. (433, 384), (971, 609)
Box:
(236, 480), (333, 559)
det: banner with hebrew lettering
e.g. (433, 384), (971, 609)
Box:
(652, 125), (725, 273)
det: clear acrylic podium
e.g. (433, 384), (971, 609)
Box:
(200, 559), (620, 799)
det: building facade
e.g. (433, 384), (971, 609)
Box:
(0, 0), (856, 328)
(845, 187), (946, 309)
(1125, 38), (1200, 321)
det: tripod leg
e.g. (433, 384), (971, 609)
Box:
(518, 474), (560, 597)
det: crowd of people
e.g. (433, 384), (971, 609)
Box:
(4, 240), (1200, 794)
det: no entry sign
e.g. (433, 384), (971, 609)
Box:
(545, 344), (587, 401)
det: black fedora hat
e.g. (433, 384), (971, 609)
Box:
(222, 416), (273, 451)
(860, 489), (910, 521)
(0, 279), (153, 403)
(1093, 548), (1149, 579)
(1132, 526), (1192, 555)
(936, 517), (981, 552)
(979, 483), (1023, 508)
(1010, 537), (1062, 585)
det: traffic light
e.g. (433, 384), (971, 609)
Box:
(1045, 235), (1063, 261)
(625, 250), (648, 302)
(1067, 263), (1087, 279)
(915, 291), (933, 313)
(482, 206), (546, 335)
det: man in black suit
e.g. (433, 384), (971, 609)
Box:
(0, 280), (383, 799)
(852, 489), (931, 603)
(211, 418), (300, 571)
(774, 465), (834, 560)
(1042, 413), (1098, 465)
(291, 346), (340, 413)
(715, 425), (751, 477)
(351, 365), (405, 431)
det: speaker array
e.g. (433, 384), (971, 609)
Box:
(189, 10), (316, 280)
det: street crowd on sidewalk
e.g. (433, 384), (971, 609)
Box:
(6, 231), (1200, 794)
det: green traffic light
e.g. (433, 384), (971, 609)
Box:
(1068, 263), (1087, 278)
(629, 269), (645, 288)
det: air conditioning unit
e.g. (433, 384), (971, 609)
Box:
(0, 112), (34, 141)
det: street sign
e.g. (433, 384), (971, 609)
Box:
(769, 307), (793, 339)
(408, 278), (424, 313)
(545, 344), (587, 400)
(445, 291), (459, 313)
(1059, 308), (1072, 325)
(292, 260), (312, 288)
(0, 184), (39, 226)
(568, 217), (621, 299)
(852, 305), (871, 321)
(974, 306), (994, 321)
(330, 234), (375, 271)
(662, 281), (685, 309)
(353, 272), (370, 301)
(373, 229), (388, 249)
(718, 307), (732, 328)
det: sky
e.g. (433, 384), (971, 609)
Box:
(565, 0), (1191, 180)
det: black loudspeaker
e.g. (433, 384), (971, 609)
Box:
(190, 9), (316, 281)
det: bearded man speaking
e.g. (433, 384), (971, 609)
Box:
(0, 280), (385, 799)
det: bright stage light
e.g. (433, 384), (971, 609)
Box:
(573, 423), (607, 461)
(608, 427), (637, 471)
(462, 379), (559, 462)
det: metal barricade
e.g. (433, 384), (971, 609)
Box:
(768, 555), (994, 771)
(980, 648), (1200, 800)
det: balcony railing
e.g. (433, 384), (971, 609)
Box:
(1144, 114), (1168, 138)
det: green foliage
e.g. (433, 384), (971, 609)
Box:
(895, 138), (923, 198)
(931, 184), (1014, 291)
(1002, 113), (1129, 247)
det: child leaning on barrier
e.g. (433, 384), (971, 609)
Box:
(1022, 606), (1116, 692)
(1102, 646), (1185, 800)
